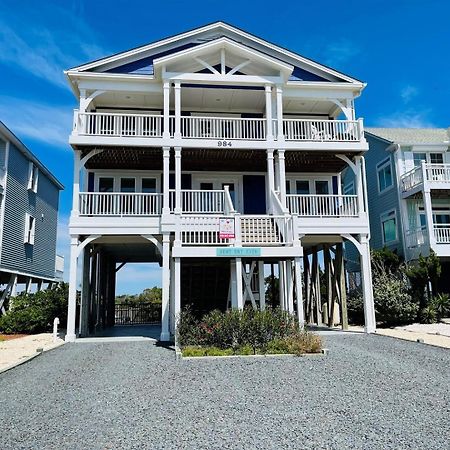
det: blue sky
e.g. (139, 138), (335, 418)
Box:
(0, 0), (449, 293)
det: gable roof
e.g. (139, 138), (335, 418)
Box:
(0, 121), (64, 190)
(66, 21), (364, 86)
(366, 128), (450, 145)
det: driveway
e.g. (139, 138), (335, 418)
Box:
(1, 333), (449, 450)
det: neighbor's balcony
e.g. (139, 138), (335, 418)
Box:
(405, 224), (450, 260)
(71, 110), (364, 146)
(401, 163), (450, 195)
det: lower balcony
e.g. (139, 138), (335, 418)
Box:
(405, 225), (450, 260)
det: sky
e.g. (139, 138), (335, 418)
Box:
(0, 0), (449, 293)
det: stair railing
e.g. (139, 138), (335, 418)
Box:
(269, 189), (293, 245)
(223, 185), (236, 215)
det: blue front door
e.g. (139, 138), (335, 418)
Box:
(243, 175), (266, 214)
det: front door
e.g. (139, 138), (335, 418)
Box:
(243, 175), (266, 214)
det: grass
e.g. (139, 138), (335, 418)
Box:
(181, 333), (323, 357)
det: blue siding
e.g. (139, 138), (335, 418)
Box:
(0, 143), (60, 279)
(344, 134), (403, 271)
(0, 138), (6, 167)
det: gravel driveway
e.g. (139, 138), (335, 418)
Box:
(1, 333), (449, 450)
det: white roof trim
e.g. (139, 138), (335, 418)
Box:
(65, 22), (361, 85)
(153, 37), (294, 77)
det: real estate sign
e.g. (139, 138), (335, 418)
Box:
(219, 218), (235, 239)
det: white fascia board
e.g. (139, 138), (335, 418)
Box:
(66, 22), (362, 84)
(285, 81), (365, 97)
(164, 72), (282, 85)
(154, 37), (294, 78)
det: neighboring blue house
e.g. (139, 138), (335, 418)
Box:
(345, 127), (450, 290)
(0, 121), (64, 313)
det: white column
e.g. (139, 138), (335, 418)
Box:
(278, 149), (286, 206)
(162, 147), (171, 214)
(286, 260), (294, 314)
(267, 149), (275, 211)
(278, 261), (286, 310)
(230, 260), (237, 308)
(422, 161), (436, 247)
(294, 256), (305, 328)
(276, 85), (284, 140)
(360, 235), (376, 333)
(80, 246), (90, 337)
(174, 81), (181, 139)
(174, 147), (182, 214)
(160, 235), (171, 341)
(163, 81), (171, 139)
(25, 277), (32, 294)
(235, 258), (244, 309)
(10, 274), (17, 298)
(72, 150), (81, 215)
(265, 84), (273, 140)
(174, 257), (181, 333)
(355, 156), (364, 215)
(65, 237), (79, 342)
(274, 153), (280, 193)
(258, 261), (265, 310)
(169, 257), (175, 335)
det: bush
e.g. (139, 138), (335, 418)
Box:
(177, 307), (321, 355)
(430, 293), (450, 321)
(347, 288), (365, 325)
(0, 283), (68, 334)
(419, 305), (437, 324)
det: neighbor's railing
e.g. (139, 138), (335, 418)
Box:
(434, 225), (450, 244)
(401, 166), (424, 191)
(405, 226), (429, 249)
(115, 302), (161, 325)
(283, 119), (363, 142)
(286, 194), (359, 217)
(79, 192), (162, 216)
(425, 163), (450, 183)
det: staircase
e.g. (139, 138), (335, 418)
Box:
(241, 216), (284, 245)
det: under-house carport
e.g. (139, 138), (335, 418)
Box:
(78, 235), (162, 338)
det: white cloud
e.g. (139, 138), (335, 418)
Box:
(0, 5), (108, 89)
(0, 96), (73, 148)
(324, 39), (361, 67)
(375, 110), (436, 128)
(400, 85), (419, 104)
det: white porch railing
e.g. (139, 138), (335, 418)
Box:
(178, 216), (232, 245)
(286, 194), (359, 217)
(76, 111), (163, 137)
(181, 116), (267, 140)
(405, 226), (429, 249)
(425, 163), (450, 183)
(73, 111), (364, 143)
(169, 189), (226, 214)
(283, 119), (363, 142)
(434, 225), (450, 244)
(241, 215), (292, 245)
(401, 166), (424, 191)
(79, 192), (163, 216)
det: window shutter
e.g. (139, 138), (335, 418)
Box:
(27, 162), (33, 190)
(33, 168), (39, 192)
(30, 216), (36, 245)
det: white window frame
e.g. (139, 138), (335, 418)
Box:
(24, 213), (36, 245)
(27, 162), (39, 193)
(380, 209), (398, 245)
(376, 157), (393, 194)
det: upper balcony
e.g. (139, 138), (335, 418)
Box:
(401, 163), (450, 197)
(70, 110), (365, 151)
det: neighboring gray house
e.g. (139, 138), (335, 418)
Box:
(345, 127), (450, 290)
(0, 121), (64, 313)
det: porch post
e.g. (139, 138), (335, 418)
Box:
(25, 277), (32, 294)
(65, 237), (79, 342)
(80, 246), (90, 337)
(422, 164), (436, 247)
(278, 261), (286, 310)
(360, 235), (376, 333)
(267, 149), (275, 211)
(265, 84), (273, 141)
(235, 258), (244, 309)
(174, 80), (182, 139)
(294, 256), (305, 328)
(162, 147), (171, 214)
(274, 152), (280, 192)
(258, 261), (266, 310)
(174, 257), (181, 334)
(355, 156), (364, 215)
(160, 234), (171, 341)
(163, 81), (171, 139)
(174, 146), (182, 214)
(276, 85), (284, 140)
(286, 260), (294, 314)
(278, 149), (286, 206)
(72, 150), (81, 215)
(230, 260), (237, 308)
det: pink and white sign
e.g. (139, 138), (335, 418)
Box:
(219, 218), (235, 239)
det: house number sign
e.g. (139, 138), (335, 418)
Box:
(218, 141), (232, 147)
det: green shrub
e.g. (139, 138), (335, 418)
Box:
(0, 283), (68, 334)
(419, 305), (437, 324)
(430, 293), (450, 321)
(285, 331), (323, 355)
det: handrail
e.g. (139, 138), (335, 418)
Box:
(270, 189), (289, 215)
(223, 185), (236, 215)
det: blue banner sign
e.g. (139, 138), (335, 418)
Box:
(216, 248), (261, 257)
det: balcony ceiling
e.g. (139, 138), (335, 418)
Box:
(82, 147), (351, 172)
(94, 87), (336, 116)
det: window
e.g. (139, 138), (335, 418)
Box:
(120, 178), (135, 193)
(24, 213), (36, 245)
(142, 178), (157, 193)
(27, 162), (38, 192)
(315, 180), (329, 195)
(295, 181), (310, 194)
(285, 180), (291, 195)
(430, 153), (444, 164)
(377, 158), (393, 193)
(343, 182), (355, 195)
(381, 210), (398, 244)
(413, 153), (427, 167)
(99, 177), (114, 192)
